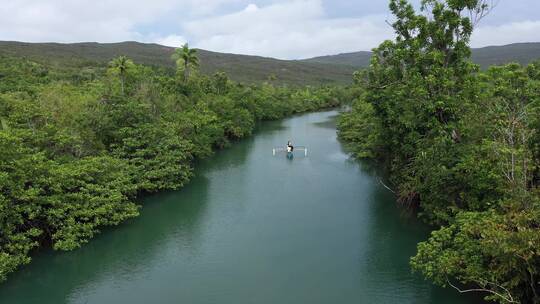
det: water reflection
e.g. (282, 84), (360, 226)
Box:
(0, 110), (485, 304)
(312, 113), (340, 129)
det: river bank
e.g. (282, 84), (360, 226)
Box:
(0, 111), (483, 304)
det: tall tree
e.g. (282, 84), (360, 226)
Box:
(362, 0), (496, 218)
(171, 43), (200, 82)
(108, 56), (134, 94)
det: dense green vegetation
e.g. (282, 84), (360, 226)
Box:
(338, 0), (540, 303)
(0, 46), (353, 282)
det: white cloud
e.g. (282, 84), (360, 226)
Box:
(152, 35), (187, 48)
(0, 0), (169, 42)
(244, 3), (259, 13)
(0, 0), (238, 43)
(472, 20), (540, 47)
(183, 0), (393, 59)
(182, 0), (245, 16)
(1, 0), (539, 59)
(0, 0), (393, 58)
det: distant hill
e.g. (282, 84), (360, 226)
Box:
(301, 51), (372, 68)
(301, 43), (540, 69)
(470, 43), (540, 68)
(0, 41), (355, 86)
(1, 41), (539, 85)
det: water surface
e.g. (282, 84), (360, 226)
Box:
(0, 111), (482, 304)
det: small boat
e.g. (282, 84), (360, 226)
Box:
(272, 146), (308, 157)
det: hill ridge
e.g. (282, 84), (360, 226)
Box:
(0, 40), (356, 85)
(301, 42), (540, 69)
(1, 41), (539, 85)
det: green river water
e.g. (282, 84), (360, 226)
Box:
(0, 110), (483, 304)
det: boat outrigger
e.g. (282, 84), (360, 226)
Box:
(272, 146), (308, 157)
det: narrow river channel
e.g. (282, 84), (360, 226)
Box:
(0, 110), (482, 304)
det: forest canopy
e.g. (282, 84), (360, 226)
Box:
(0, 47), (355, 282)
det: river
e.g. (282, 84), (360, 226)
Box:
(0, 110), (482, 304)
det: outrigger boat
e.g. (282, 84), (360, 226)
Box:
(272, 145), (308, 157)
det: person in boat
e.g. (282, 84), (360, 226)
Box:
(287, 140), (294, 153)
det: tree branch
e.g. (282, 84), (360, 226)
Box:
(446, 277), (518, 304)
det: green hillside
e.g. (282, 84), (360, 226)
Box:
(0, 41), (355, 85)
(302, 43), (540, 69)
(301, 51), (372, 68)
(470, 42), (540, 68)
(1, 41), (539, 85)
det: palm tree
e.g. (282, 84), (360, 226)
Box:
(108, 56), (133, 94)
(171, 43), (200, 82)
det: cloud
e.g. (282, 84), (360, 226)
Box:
(472, 20), (540, 47)
(152, 35), (187, 48)
(244, 3), (259, 13)
(1, 0), (539, 59)
(0, 0), (394, 58)
(0, 0), (239, 43)
(183, 0), (393, 59)
(0, 0), (167, 42)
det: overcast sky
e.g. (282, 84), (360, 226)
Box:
(1, 0), (539, 59)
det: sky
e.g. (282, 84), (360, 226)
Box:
(1, 0), (539, 59)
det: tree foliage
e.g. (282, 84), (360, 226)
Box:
(0, 51), (353, 283)
(108, 56), (134, 94)
(172, 43), (200, 82)
(338, 0), (540, 302)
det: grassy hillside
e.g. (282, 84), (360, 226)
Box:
(301, 51), (372, 68)
(470, 42), (540, 68)
(1, 41), (539, 85)
(302, 43), (540, 69)
(0, 41), (355, 86)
